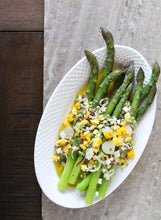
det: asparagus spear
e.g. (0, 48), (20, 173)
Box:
(100, 27), (115, 82)
(85, 50), (99, 101)
(98, 164), (116, 199)
(109, 74), (125, 97)
(57, 137), (80, 190)
(140, 62), (160, 102)
(113, 83), (133, 118)
(104, 62), (135, 116)
(109, 62), (132, 100)
(57, 151), (78, 190)
(92, 69), (126, 107)
(76, 173), (92, 192)
(85, 169), (102, 205)
(131, 67), (145, 118)
(68, 155), (85, 184)
(136, 83), (157, 122)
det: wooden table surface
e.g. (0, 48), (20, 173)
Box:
(0, 1), (43, 219)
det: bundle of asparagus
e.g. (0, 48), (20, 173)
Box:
(53, 28), (160, 205)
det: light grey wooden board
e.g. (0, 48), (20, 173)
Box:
(43, 0), (161, 219)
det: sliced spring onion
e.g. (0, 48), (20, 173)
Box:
(102, 141), (115, 154)
(126, 125), (133, 136)
(62, 126), (74, 139)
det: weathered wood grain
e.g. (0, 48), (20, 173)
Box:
(0, 0), (44, 31)
(0, 32), (43, 219)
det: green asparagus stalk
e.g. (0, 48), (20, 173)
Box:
(110, 74), (125, 97)
(104, 62), (135, 116)
(57, 151), (78, 190)
(113, 83), (133, 118)
(85, 169), (102, 205)
(131, 67), (145, 118)
(76, 173), (92, 192)
(100, 27), (115, 82)
(68, 155), (85, 184)
(98, 164), (116, 199)
(140, 62), (160, 102)
(92, 69), (126, 107)
(57, 137), (80, 190)
(85, 50), (99, 101)
(136, 83), (157, 122)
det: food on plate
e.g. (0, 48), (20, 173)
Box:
(52, 27), (160, 205)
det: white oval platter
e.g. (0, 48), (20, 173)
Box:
(34, 45), (156, 208)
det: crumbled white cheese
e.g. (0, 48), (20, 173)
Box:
(93, 130), (98, 134)
(105, 159), (111, 166)
(99, 106), (106, 113)
(98, 124), (103, 128)
(114, 150), (120, 159)
(104, 172), (110, 180)
(117, 119), (121, 124)
(102, 168), (106, 173)
(97, 133), (101, 138)
(56, 148), (62, 155)
(92, 119), (99, 125)
(103, 126), (113, 133)
(122, 106), (130, 113)
(85, 148), (94, 160)
(98, 178), (102, 184)
(90, 125), (95, 131)
(74, 122), (81, 131)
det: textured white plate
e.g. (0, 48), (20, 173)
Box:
(34, 45), (156, 208)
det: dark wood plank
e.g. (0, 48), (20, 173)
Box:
(0, 0), (44, 31)
(0, 32), (43, 219)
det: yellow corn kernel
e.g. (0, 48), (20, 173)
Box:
(103, 131), (114, 139)
(67, 144), (71, 149)
(75, 102), (81, 110)
(92, 146), (99, 153)
(63, 119), (70, 127)
(113, 125), (120, 131)
(120, 158), (126, 164)
(66, 114), (73, 122)
(63, 147), (69, 156)
(83, 140), (88, 146)
(127, 150), (135, 158)
(59, 139), (68, 146)
(93, 137), (102, 147)
(89, 159), (94, 164)
(98, 115), (104, 121)
(111, 137), (123, 146)
(91, 119), (99, 126)
(125, 136), (132, 142)
(121, 121), (126, 127)
(115, 127), (129, 137)
(80, 144), (86, 150)
(85, 112), (90, 119)
(125, 112), (131, 120)
(52, 155), (59, 162)
(72, 107), (77, 115)
(81, 165), (88, 171)
(84, 133), (92, 142)
(75, 130), (80, 136)
(81, 120), (88, 126)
